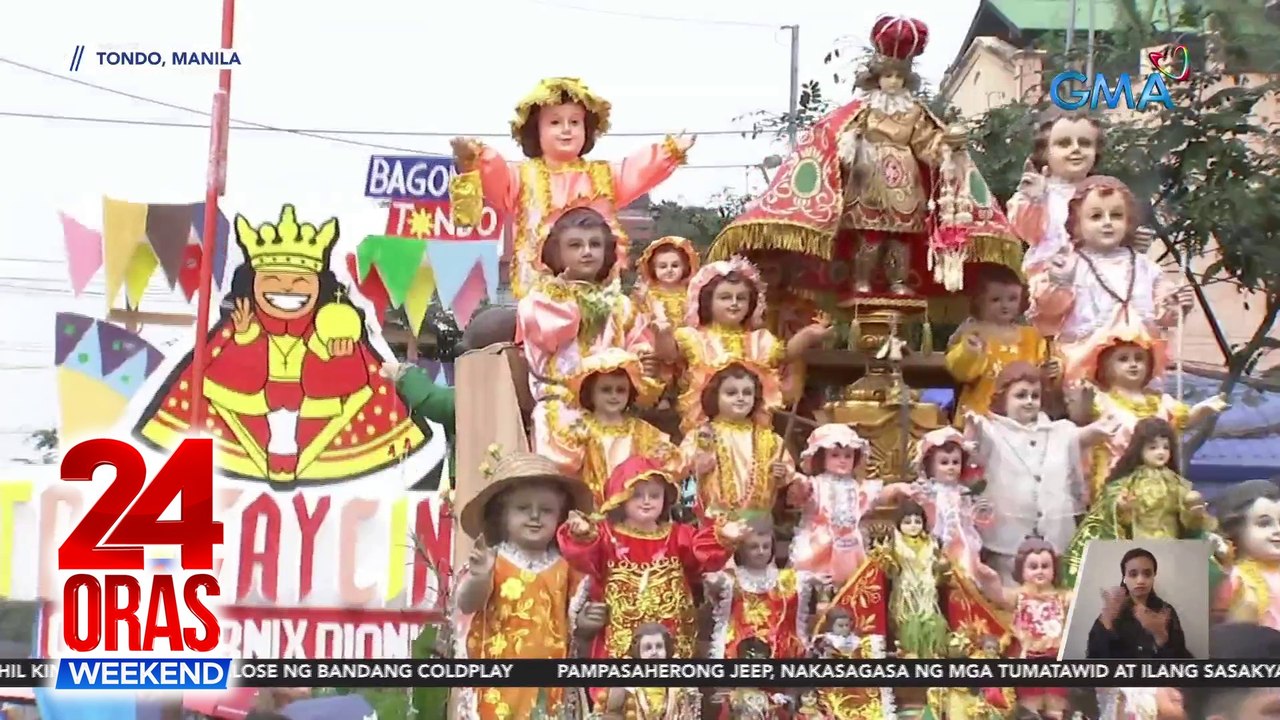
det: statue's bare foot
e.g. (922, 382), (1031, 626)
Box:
(853, 282), (873, 294)
(889, 283), (913, 296)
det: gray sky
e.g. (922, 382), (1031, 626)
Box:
(0, 0), (981, 457)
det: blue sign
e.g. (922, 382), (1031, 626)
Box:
(1049, 71), (1175, 111)
(364, 155), (455, 200)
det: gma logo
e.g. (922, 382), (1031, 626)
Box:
(1050, 72), (1176, 111)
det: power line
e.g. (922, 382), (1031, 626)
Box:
(527, 0), (777, 27)
(0, 57), (754, 149)
(0, 109), (749, 138)
(0, 112), (764, 169)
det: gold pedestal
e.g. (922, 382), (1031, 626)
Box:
(820, 366), (946, 483)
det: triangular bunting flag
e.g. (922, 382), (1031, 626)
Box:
(435, 365), (449, 386)
(192, 202), (231, 289)
(425, 239), (489, 311)
(124, 243), (159, 308)
(59, 212), (103, 296)
(96, 320), (147, 376)
(418, 360), (441, 383)
(357, 236), (427, 306)
(62, 323), (105, 380)
(177, 244), (203, 301)
(451, 263), (489, 331)
(443, 362), (455, 386)
(145, 203), (197, 288)
(345, 254), (390, 326)
(143, 345), (164, 375)
(402, 264), (437, 336)
(101, 349), (152, 400)
(54, 313), (96, 366)
(477, 239), (500, 300)
(101, 197), (149, 307)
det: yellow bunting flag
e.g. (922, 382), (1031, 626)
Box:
(124, 243), (160, 308)
(402, 263), (438, 337)
(57, 366), (131, 445)
(0, 481), (33, 598)
(102, 198), (149, 307)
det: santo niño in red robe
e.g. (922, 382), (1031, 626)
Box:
(556, 458), (737, 661)
(134, 205), (428, 485)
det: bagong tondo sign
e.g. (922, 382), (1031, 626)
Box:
(1, 464), (452, 659)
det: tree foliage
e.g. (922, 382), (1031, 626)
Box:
(737, 14), (1280, 449)
(951, 20), (1280, 448)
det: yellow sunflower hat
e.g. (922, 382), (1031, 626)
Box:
(510, 77), (613, 141)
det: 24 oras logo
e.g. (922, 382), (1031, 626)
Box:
(59, 438), (224, 653)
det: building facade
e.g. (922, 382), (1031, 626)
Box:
(939, 0), (1280, 370)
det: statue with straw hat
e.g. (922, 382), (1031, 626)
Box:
(453, 448), (604, 720)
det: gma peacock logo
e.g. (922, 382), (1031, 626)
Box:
(1050, 44), (1192, 111)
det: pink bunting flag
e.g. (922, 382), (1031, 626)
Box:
(59, 212), (104, 295)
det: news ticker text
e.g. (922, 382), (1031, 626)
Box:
(2, 659), (1279, 690)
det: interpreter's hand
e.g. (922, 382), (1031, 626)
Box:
(564, 509), (593, 538)
(231, 297), (257, 335)
(328, 338), (356, 357)
(1134, 604), (1173, 645)
(1100, 586), (1127, 625)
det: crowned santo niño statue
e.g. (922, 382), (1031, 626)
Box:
(709, 15), (1020, 310)
(135, 204), (435, 487)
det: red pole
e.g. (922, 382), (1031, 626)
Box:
(189, 0), (236, 434)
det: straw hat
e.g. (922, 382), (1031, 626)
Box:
(458, 450), (594, 540)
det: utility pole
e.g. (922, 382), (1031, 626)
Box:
(1086, 0), (1097, 80)
(189, 0), (236, 433)
(783, 24), (800, 148)
(1066, 0), (1078, 54)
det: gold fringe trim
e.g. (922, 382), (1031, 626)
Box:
(710, 223), (834, 261)
(964, 233), (1025, 277)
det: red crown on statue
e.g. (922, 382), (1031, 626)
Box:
(871, 15), (929, 61)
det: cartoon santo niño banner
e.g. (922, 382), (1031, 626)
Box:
(0, 469), (451, 658)
(132, 204), (446, 488)
(0, 204), (456, 659)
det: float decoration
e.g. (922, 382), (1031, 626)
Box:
(53, 312), (164, 444)
(63, 199), (231, 304)
(131, 204), (446, 488)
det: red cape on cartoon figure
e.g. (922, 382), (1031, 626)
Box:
(134, 205), (438, 488)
